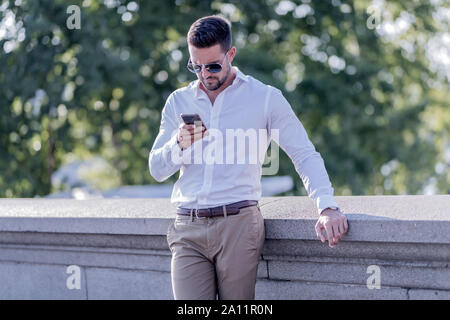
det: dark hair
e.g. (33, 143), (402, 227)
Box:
(187, 15), (232, 53)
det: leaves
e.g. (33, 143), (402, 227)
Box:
(0, 0), (448, 197)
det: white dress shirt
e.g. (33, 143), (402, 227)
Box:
(148, 66), (340, 215)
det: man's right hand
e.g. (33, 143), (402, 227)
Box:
(177, 123), (207, 150)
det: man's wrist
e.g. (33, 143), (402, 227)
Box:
(320, 206), (340, 215)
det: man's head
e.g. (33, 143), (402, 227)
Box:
(187, 15), (236, 91)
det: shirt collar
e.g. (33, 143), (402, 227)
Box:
(192, 66), (248, 99)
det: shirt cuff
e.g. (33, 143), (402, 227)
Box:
(316, 194), (340, 215)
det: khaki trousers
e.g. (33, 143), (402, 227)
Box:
(166, 204), (265, 300)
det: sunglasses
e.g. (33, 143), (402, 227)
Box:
(187, 49), (229, 74)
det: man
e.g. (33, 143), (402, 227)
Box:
(149, 15), (348, 300)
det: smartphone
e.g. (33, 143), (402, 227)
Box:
(180, 113), (206, 128)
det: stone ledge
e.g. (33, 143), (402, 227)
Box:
(0, 243), (268, 279)
(262, 239), (450, 262)
(0, 195), (449, 244)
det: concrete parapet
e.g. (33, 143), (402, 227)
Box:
(0, 195), (448, 299)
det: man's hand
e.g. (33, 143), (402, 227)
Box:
(314, 208), (348, 248)
(177, 123), (207, 150)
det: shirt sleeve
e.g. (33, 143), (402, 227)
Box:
(148, 93), (184, 182)
(266, 86), (340, 215)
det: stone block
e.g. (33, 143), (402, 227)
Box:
(267, 259), (450, 290)
(255, 279), (407, 300)
(85, 268), (173, 299)
(408, 288), (450, 300)
(0, 261), (87, 299)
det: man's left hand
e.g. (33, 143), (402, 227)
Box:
(314, 208), (348, 248)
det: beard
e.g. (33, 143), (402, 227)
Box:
(200, 64), (231, 91)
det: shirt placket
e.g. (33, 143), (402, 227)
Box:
(197, 94), (224, 205)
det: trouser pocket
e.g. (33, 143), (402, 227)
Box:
(166, 221), (175, 252)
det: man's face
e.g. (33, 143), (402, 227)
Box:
(188, 43), (235, 91)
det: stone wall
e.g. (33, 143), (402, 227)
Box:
(0, 195), (449, 299)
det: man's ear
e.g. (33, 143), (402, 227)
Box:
(227, 47), (236, 63)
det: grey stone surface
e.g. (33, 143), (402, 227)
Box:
(0, 244), (268, 279)
(0, 196), (449, 299)
(260, 195), (450, 221)
(0, 198), (175, 235)
(262, 239), (450, 262)
(0, 232), (170, 250)
(0, 261), (87, 299)
(257, 259), (268, 279)
(408, 288), (450, 300)
(261, 195), (450, 243)
(0, 244), (172, 272)
(0, 195), (449, 243)
(85, 268), (173, 299)
(267, 260), (450, 290)
(255, 279), (408, 300)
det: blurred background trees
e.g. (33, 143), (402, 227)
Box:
(0, 0), (448, 198)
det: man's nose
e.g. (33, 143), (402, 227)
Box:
(201, 67), (213, 78)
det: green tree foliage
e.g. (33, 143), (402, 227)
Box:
(0, 0), (448, 197)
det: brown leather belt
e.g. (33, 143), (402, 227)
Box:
(177, 200), (258, 218)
